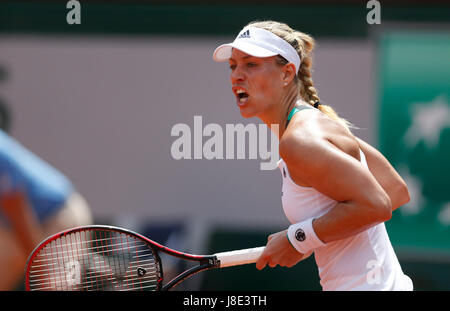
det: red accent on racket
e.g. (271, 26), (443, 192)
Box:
(25, 225), (264, 291)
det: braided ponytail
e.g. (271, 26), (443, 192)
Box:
(297, 42), (319, 106)
(247, 20), (354, 131)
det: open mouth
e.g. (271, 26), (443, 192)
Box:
(234, 88), (249, 105)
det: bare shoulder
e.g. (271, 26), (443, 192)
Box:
(279, 109), (360, 162)
(278, 110), (392, 202)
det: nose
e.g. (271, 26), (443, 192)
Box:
(230, 65), (245, 84)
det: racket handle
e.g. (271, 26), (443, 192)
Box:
(214, 246), (265, 268)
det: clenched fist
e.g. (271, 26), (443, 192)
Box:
(255, 229), (313, 270)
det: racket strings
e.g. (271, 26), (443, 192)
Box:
(28, 256), (159, 288)
(27, 230), (161, 291)
(31, 234), (159, 255)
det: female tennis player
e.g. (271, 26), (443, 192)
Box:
(213, 20), (413, 290)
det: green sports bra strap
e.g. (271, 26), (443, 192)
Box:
(286, 105), (314, 127)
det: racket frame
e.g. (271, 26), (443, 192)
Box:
(25, 225), (220, 291)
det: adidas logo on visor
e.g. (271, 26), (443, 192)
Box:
(238, 29), (250, 39)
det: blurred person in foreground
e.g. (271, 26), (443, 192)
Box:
(213, 20), (413, 290)
(0, 128), (92, 290)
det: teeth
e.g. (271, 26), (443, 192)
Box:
(240, 97), (248, 103)
(236, 89), (246, 94)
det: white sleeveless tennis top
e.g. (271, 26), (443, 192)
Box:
(278, 150), (413, 291)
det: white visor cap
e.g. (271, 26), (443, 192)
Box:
(213, 26), (301, 73)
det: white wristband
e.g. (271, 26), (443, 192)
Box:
(287, 218), (325, 254)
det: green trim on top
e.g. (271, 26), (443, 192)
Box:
(0, 1), (449, 37)
(286, 105), (314, 127)
(287, 107), (301, 124)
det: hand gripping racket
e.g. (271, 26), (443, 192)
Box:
(25, 225), (264, 291)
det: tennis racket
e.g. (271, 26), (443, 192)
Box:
(25, 225), (264, 291)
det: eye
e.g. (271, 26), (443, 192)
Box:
(247, 62), (257, 68)
(229, 64), (236, 70)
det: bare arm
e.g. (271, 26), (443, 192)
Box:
(355, 137), (410, 211)
(0, 190), (43, 254)
(256, 132), (393, 269)
(279, 134), (392, 244)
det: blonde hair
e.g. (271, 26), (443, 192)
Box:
(247, 20), (354, 131)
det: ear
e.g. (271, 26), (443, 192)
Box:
(281, 63), (297, 86)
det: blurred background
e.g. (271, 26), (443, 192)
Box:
(0, 0), (449, 290)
